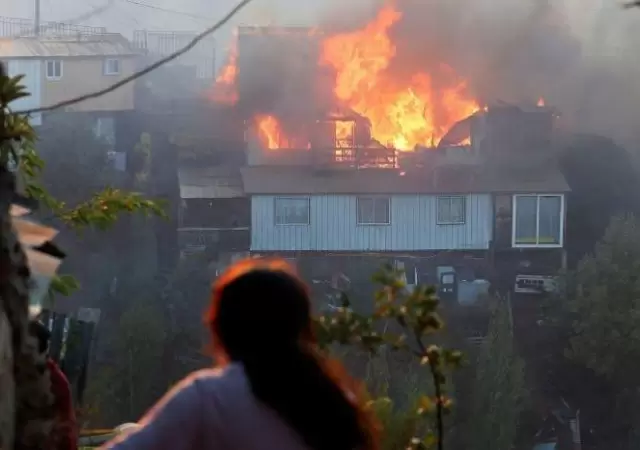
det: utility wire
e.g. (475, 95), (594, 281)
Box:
(17, 0), (252, 115)
(120, 0), (213, 22)
(10, 0), (116, 38)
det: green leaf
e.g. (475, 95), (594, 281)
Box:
(49, 274), (81, 297)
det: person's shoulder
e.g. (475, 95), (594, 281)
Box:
(181, 364), (247, 394)
(181, 365), (240, 386)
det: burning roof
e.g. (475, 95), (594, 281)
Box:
(319, 4), (479, 150)
(210, 4), (480, 153)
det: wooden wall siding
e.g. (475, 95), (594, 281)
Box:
(251, 194), (492, 251)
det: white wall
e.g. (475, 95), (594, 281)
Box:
(251, 194), (493, 252)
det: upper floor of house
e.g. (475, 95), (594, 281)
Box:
(132, 30), (217, 109)
(0, 33), (139, 115)
(242, 164), (569, 252)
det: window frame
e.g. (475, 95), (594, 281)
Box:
(511, 194), (564, 248)
(274, 196), (310, 226)
(103, 58), (121, 76)
(436, 195), (467, 225)
(45, 59), (63, 80)
(356, 196), (391, 226)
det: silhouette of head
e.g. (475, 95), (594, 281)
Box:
(208, 258), (313, 361)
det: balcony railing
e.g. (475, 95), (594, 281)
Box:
(312, 146), (397, 169)
(0, 16), (106, 37)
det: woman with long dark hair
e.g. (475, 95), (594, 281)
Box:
(103, 258), (378, 450)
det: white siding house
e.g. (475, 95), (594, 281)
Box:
(250, 194), (493, 251)
(242, 166), (569, 253)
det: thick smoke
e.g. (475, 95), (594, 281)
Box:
(314, 0), (640, 147)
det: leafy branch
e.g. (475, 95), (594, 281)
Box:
(20, 144), (164, 229)
(315, 264), (461, 450)
(3, 71), (166, 299)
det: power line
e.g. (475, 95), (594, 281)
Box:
(17, 0), (252, 115)
(120, 0), (213, 22)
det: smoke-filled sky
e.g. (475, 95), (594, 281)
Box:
(382, 0), (640, 147)
(2, 0), (640, 146)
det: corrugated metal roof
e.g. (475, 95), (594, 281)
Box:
(178, 166), (245, 199)
(0, 34), (138, 58)
(240, 165), (570, 195)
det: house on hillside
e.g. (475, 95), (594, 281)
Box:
(132, 30), (216, 110)
(0, 32), (139, 144)
(170, 102), (248, 265)
(178, 163), (250, 263)
(241, 105), (569, 300)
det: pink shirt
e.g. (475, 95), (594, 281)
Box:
(101, 364), (311, 450)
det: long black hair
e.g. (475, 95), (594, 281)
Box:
(206, 258), (378, 450)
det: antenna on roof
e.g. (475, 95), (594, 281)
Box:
(34, 0), (41, 36)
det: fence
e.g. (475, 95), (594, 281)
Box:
(0, 16), (106, 38)
(132, 30), (216, 79)
(39, 309), (96, 405)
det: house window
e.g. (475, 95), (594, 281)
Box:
(437, 196), (466, 225)
(275, 197), (310, 225)
(104, 58), (121, 76)
(45, 60), (63, 80)
(513, 194), (563, 247)
(357, 197), (390, 225)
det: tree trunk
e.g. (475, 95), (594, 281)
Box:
(0, 304), (15, 449)
(0, 165), (54, 449)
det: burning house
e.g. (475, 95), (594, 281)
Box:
(198, 5), (570, 302)
(242, 104), (568, 298)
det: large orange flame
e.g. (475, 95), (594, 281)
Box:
(255, 114), (288, 149)
(209, 36), (238, 104)
(320, 5), (479, 150)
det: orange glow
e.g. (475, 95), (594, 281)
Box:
(320, 5), (479, 150)
(210, 36), (238, 104)
(255, 115), (288, 149)
(335, 120), (354, 148)
(537, 97), (545, 107)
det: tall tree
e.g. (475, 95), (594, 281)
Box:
(565, 214), (640, 447)
(567, 214), (640, 385)
(469, 297), (527, 450)
(84, 294), (167, 425)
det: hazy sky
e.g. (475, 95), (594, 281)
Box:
(0, 0), (374, 48)
(1, 0), (635, 68)
(0, 0), (376, 72)
(2, 0), (640, 144)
